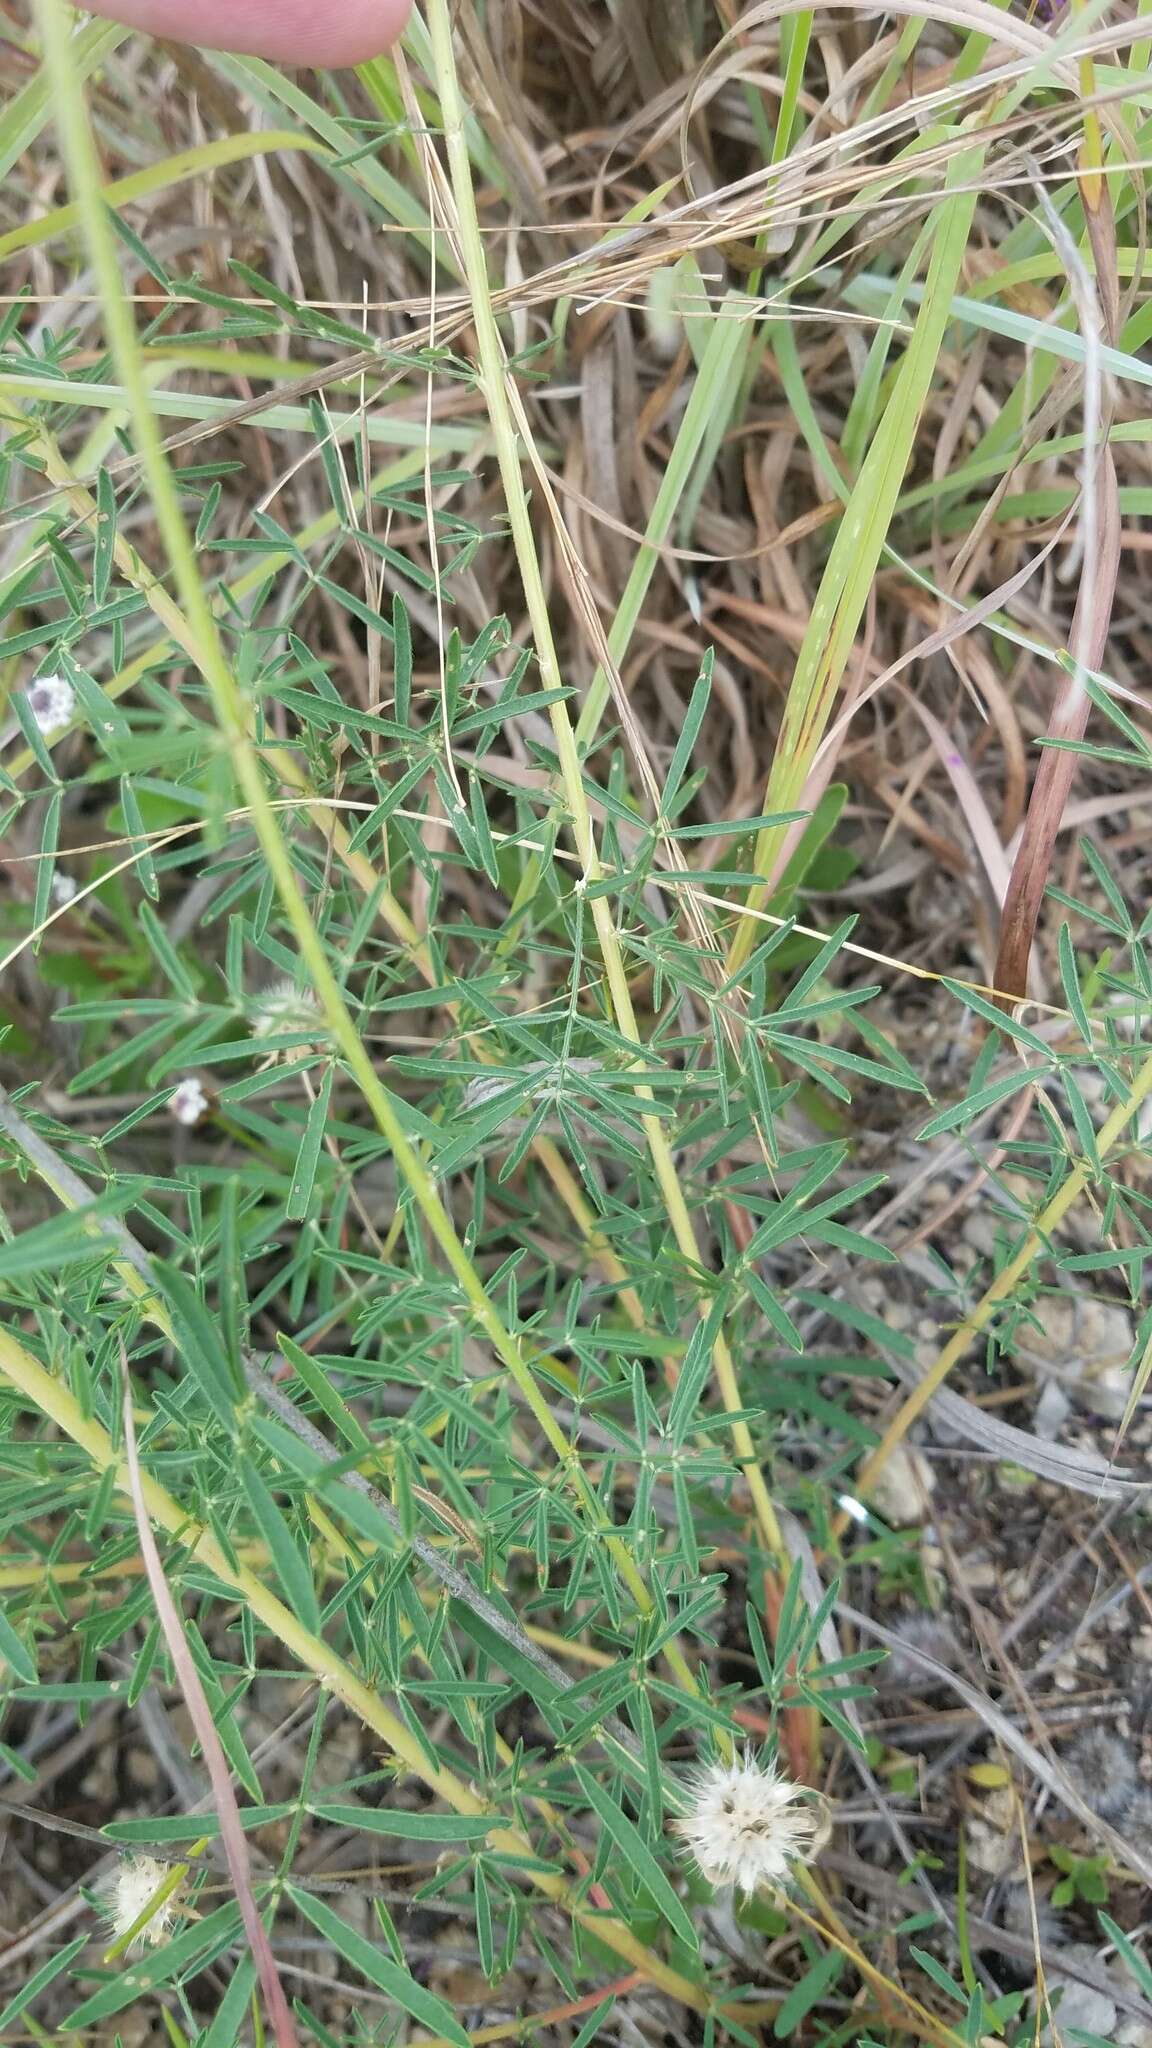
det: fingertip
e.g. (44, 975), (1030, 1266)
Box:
(290, 0), (413, 65)
(84, 0), (413, 64)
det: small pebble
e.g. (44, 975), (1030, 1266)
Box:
(1041, 1944), (1117, 2045)
(865, 1444), (936, 1526)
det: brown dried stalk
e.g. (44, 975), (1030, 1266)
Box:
(994, 178), (1122, 1005)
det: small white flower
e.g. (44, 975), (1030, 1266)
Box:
(101, 1855), (178, 1952)
(673, 1752), (819, 1895)
(169, 1076), (209, 1127)
(50, 871), (78, 907)
(24, 673), (75, 738)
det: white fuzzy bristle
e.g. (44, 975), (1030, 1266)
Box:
(24, 673), (76, 738)
(251, 978), (320, 1036)
(672, 1753), (819, 1896)
(101, 1856), (178, 1951)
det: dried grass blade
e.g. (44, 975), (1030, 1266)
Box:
(994, 457), (1121, 1002)
(574, 296), (751, 750)
(903, 692), (1012, 908)
(994, 168), (1122, 1004)
(0, 131), (325, 262)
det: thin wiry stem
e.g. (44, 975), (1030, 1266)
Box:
(840, 1040), (1152, 1530)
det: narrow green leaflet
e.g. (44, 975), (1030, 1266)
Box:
(286, 1061), (335, 1221)
(572, 1765), (699, 1951)
(0, 1193), (131, 1283)
(289, 1886), (473, 2046)
(64, 1902), (244, 2027)
(773, 1947), (844, 2037)
(1058, 923), (1095, 1048)
(917, 1063), (1049, 1140)
(237, 1457), (321, 1635)
(0, 1936), (88, 2032)
(32, 786), (62, 942)
(202, 1955), (258, 2048)
(0, 1604), (37, 1682)
(104, 1806), (298, 1841)
(309, 1803), (497, 1840)
(1100, 1911), (1152, 1999)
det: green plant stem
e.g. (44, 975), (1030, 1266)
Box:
(32, 0), (650, 1619)
(422, 0), (786, 1570)
(0, 1082), (659, 1777)
(3, 1075), (890, 2008)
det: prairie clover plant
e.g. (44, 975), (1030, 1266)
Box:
(2, 4), (1152, 2046)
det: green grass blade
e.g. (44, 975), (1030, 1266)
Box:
(575, 294), (751, 749)
(729, 145), (983, 970)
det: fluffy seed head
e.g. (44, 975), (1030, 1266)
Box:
(102, 1856), (178, 1951)
(251, 978), (321, 1040)
(25, 673), (75, 738)
(673, 1753), (820, 1895)
(169, 1076), (209, 1127)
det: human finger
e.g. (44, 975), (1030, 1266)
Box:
(84, 0), (411, 65)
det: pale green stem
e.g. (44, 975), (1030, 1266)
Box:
(32, 0), (650, 1617)
(423, 0), (785, 1566)
(0, 401), (647, 1329)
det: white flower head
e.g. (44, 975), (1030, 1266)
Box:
(250, 978), (322, 1045)
(24, 673), (76, 738)
(101, 1855), (179, 1952)
(50, 870), (78, 908)
(169, 1076), (209, 1127)
(673, 1752), (820, 1895)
